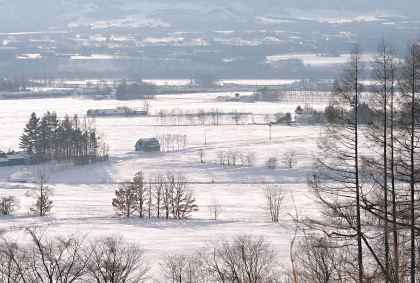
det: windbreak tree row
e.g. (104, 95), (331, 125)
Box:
(19, 111), (108, 164)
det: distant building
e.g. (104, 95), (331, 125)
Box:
(87, 109), (125, 117)
(135, 138), (161, 152)
(0, 151), (30, 167)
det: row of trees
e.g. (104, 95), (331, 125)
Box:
(19, 112), (108, 164)
(0, 77), (29, 92)
(155, 108), (251, 126)
(112, 171), (198, 220)
(155, 133), (187, 152)
(0, 230), (281, 283)
(304, 37), (420, 282)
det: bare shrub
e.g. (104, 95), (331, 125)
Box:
(266, 157), (278, 169)
(0, 195), (19, 215)
(208, 197), (223, 220)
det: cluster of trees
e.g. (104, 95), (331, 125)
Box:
(301, 38), (420, 282)
(155, 133), (187, 152)
(19, 112), (108, 164)
(112, 171), (198, 220)
(155, 108), (251, 126)
(115, 81), (156, 100)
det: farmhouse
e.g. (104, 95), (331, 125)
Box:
(135, 138), (161, 152)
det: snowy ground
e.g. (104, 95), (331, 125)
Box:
(0, 93), (325, 272)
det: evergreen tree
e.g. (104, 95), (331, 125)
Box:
(19, 112), (39, 154)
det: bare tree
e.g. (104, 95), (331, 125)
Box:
(170, 171), (198, 220)
(363, 36), (399, 282)
(282, 149), (297, 168)
(152, 171), (165, 218)
(132, 171), (146, 218)
(308, 43), (366, 282)
(397, 39), (420, 283)
(229, 150), (240, 166)
(216, 151), (225, 165)
(198, 148), (206, 163)
(87, 236), (149, 283)
(264, 184), (284, 222)
(208, 197), (223, 220)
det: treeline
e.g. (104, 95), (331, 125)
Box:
(0, 77), (29, 92)
(115, 81), (156, 100)
(155, 108), (251, 126)
(297, 38), (420, 282)
(19, 112), (108, 164)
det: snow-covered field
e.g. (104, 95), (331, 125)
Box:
(0, 93), (325, 270)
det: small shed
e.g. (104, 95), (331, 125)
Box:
(135, 138), (161, 152)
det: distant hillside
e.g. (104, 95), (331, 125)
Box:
(0, 0), (417, 32)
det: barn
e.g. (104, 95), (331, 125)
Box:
(0, 151), (30, 166)
(135, 138), (161, 152)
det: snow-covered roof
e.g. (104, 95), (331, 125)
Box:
(139, 138), (159, 144)
(7, 154), (24, 160)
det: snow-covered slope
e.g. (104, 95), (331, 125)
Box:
(0, 0), (417, 31)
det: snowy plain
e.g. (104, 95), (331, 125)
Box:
(0, 92), (326, 273)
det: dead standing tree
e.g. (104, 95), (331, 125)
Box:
(308, 43), (366, 282)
